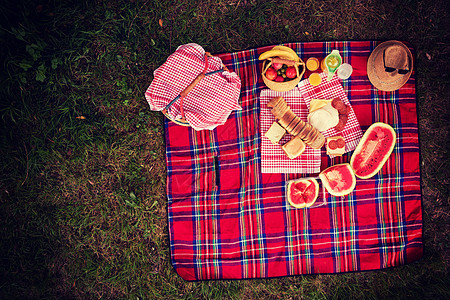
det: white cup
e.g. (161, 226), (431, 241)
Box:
(337, 63), (353, 80)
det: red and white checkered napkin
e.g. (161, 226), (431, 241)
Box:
(260, 89), (321, 174)
(145, 43), (241, 130)
(297, 72), (363, 157)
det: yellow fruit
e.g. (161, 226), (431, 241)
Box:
(258, 49), (297, 61)
(309, 73), (322, 86)
(272, 45), (300, 62)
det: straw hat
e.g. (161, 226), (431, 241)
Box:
(367, 40), (413, 91)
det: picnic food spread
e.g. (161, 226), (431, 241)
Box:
(147, 40), (422, 281)
(259, 46), (400, 205)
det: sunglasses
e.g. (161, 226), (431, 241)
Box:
(383, 50), (410, 74)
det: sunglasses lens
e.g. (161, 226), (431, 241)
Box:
(383, 49), (411, 74)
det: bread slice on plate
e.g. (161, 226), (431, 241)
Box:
(281, 136), (306, 159)
(265, 122), (286, 144)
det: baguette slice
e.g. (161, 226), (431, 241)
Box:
(278, 110), (296, 129)
(291, 119), (306, 136)
(271, 103), (289, 119)
(309, 132), (326, 149)
(286, 116), (301, 133)
(297, 122), (312, 139)
(267, 96), (284, 108)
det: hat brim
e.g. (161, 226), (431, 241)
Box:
(367, 40), (413, 92)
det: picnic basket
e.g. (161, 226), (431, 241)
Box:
(262, 58), (305, 92)
(161, 52), (231, 127)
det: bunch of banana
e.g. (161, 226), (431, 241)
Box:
(258, 45), (300, 62)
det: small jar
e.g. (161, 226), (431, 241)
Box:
(320, 58), (328, 73)
(306, 57), (320, 71)
(337, 63), (353, 80)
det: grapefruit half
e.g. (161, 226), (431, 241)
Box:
(287, 178), (319, 208)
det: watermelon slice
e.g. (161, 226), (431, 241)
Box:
(287, 178), (319, 208)
(350, 122), (396, 179)
(319, 163), (356, 197)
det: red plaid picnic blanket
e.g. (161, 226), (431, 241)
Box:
(163, 41), (423, 281)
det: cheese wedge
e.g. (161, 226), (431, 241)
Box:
(307, 103), (339, 131)
(309, 99), (332, 113)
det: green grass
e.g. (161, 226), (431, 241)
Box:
(0, 0), (448, 298)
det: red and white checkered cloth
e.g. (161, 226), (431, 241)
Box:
(260, 72), (363, 173)
(260, 89), (322, 174)
(297, 72), (363, 157)
(145, 43), (241, 130)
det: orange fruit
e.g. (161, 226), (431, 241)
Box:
(308, 73), (322, 86)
